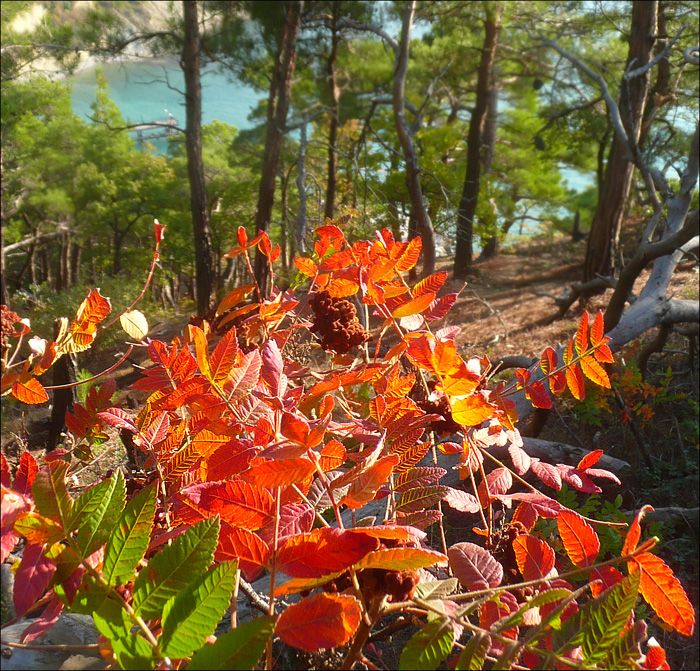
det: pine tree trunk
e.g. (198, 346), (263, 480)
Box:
(183, 0), (215, 316)
(393, 1), (435, 277)
(583, 0), (657, 283)
(324, 9), (340, 222)
(253, 0), (304, 298)
(453, 8), (499, 279)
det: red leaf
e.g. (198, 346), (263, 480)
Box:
(215, 524), (270, 582)
(216, 285), (255, 316)
(540, 347), (558, 375)
(154, 220), (166, 244)
(594, 342), (614, 364)
(577, 449), (603, 470)
(13, 452), (38, 497)
(20, 593), (63, 643)
(340, 454), (399, 510)
(280, 411), (310, 445)
(513, 535), (555, 581)
(276, 528), (377, 579)
(526, 381), (552, 409)
(477, 468), (513, 506)
(225, 349), (262, 400)
(630, 553), (695, 636)
(174, 480), (274, 529)
(644, 638), (670, 670)
(557, 509), (600, 567)
(448, 542), (503, 590)
(14, 542), (56, 618)
(1, 453), (10, 488)
(590, 566), (624, 598)
(275, 594), (361, 652)
(258, 503), (314, 547)
(443, 488), (480, 513)
(237, 226), (248, 247)
(354, 547), (446, 572)
(508, 445), (531, 475)
(425, 293), (458, 321)
(97, 408), (138, 433)
(319, 440), (346, 471)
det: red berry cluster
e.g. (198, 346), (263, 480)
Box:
(320, 568), (419, 603)
(309, 291), (371, 354)
(416, 384), (461, 435)
(1, 305), (21, 356)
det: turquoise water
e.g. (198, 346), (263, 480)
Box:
(68, 58), (261, 152)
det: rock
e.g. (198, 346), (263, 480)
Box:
(1, 614), (104, 671)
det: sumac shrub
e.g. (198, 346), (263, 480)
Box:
(1, 220), (694, 670)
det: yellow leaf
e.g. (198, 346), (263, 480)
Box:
(120, 310), (149, 340)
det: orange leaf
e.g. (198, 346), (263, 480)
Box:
(241, 457), (315, 488)
(630, 553), (695, 636)
(319, 440), (346, 471)
(318, 249), (354, 272)
(12, 376), (49, 404)
(326, 278), (360, 298)
(590, 310), (605, 346)
(622, 505), (654, 556)
(353, 547), (446, 571)
(237, 226), (248, 247)
(395, 236), (422, 272)
(557, 509), (599, 567)
(293, 256), (317, 276)
(190, 326), (211, 380)
(413, 271), (447, 297)
(209, 327), (239, 385)
(275, 594), (361, 652)
(392, 292), (436, 319)
(512, 534), (555, 581)
(451, 394), (494, 427)
(579, 355), (610, 388)
(575, 311), (589, 355)
(565, 363), (585, 401)
(215, 285), (255, 316)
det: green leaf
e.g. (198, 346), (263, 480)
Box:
(554, 573), (640, 663)
(75, 470), (126, 556)
(415, 578), (459, 601)
(71, 574), (111, 614)
(604, 619), (648, 670)
(493, 588), (572, 633)
(93, 597), (157, 669)
(399, 618), (454, 671)
(103, 483), (157, 586)
(187, 616), (275, 670)
(455, 632), (490, 671)
(93, 596), (130, 640)
(160, 560), (239, 659)
(32, 461), (73, 527)
(112, 633), (157, 670)
(133, 516), (220, 618)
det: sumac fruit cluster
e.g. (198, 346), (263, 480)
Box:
(309, 291), (371, 354)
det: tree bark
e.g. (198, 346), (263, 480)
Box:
(479, 66), (500, 259)
(253, 0), (304, 298)
(583, 0), (658, 283)
(453, 7), (499, 278)
(295, 117), (309, 253)
(182, 0), (215, 316)
(393, 1), (435, 277)
(324, 7), (341, 222)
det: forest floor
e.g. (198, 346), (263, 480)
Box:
(2, 223), (698, 668)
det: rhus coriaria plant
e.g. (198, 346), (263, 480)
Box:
(1, 219), (694, 670)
